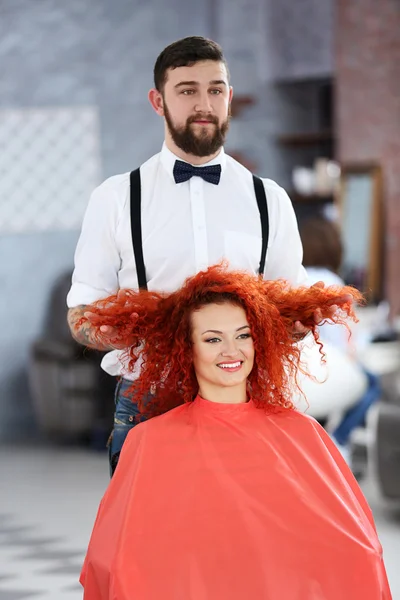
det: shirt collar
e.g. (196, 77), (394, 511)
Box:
(160, 142), (226, 182)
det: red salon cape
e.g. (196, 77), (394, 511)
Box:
(81, 396), (391, 599)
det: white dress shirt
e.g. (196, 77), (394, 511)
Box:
(67, 143), (306, 378)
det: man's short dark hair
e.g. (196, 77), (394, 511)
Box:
(299, 216), (343, 274)
(153, 36), (228, 92)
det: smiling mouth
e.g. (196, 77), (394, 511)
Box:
(217, 361), (243, 371)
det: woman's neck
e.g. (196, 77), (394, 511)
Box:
(197, 383), (248, 404)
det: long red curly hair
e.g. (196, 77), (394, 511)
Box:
(81, 264), (362, 416)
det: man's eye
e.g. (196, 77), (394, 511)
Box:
(182, 89), (195, 95)
(210, 89), (222, 95)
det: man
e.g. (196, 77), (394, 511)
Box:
(67, 36), (344, 472)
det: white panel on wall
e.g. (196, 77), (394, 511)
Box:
(218, 0), (271, 92)
(0, 107), (101, 232)
(265, 0), (334, 81)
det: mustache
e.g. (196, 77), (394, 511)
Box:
(187, 114), (219, 125)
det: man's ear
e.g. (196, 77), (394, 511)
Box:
(227, 86), (233, 116)
(148, 88), (165, 116)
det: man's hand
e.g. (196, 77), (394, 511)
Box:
(68, 304), (137, 351)
(292, 281), (353, 340)
(83, 310), (138, 350)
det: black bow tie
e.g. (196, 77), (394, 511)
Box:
(173, 160), (221, 185)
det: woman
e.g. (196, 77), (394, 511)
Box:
(80, 265), (391, 599)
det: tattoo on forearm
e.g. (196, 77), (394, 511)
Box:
(67, 305), (113, 351)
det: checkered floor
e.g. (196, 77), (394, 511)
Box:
(0, 444), (399, 599)
(0, 513), (85, 599)
(0, 445), (108, 600)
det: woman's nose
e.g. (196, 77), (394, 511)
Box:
(220, 340), (239, 357)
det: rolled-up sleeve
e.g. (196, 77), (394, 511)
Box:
(263, 180), (308, 286)
(67, 181), (123, 307)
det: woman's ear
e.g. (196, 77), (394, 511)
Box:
(148, 88), (165, 117)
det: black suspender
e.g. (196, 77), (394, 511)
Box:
(129, 169), (147, 290)
(129, 169), (269, 291)
(252, 175), (269, 276)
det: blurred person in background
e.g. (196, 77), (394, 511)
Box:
(66, 36), (348, 474)
(80, 265), (391, 600)
(299, 216), (381, 462)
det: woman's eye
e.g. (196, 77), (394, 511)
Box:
(238, 333), (251, 340)
(205, 337), (220, 343)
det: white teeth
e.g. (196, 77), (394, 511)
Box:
(218, 361), (242, 369)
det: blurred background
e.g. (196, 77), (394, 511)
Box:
(0, 0), (399, 598)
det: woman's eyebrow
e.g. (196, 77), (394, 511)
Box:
(201, 325), (250, 335)
(202, 329), (222, 335)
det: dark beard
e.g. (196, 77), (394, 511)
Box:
(164, 102), (230, 157)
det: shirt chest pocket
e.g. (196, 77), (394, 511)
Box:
(223, 230), (263, 273)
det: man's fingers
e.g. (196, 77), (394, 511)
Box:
(328, 293), (353, 306)
(100, 325), (113, 333)
(292, 321), (310, 341)
(314, 308), (323, 323)
(309, 282), (353, 308)
(316, 293), (355, 324)
(293, 320), (308, 334)
(84, 312), (113, 332)
(84, 311), (97, 320)
(311, 280), (325, 290)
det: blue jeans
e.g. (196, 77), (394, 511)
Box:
(332, 370), (381, 446)
(108, 378), (150, 475)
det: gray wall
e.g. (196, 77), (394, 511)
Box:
(0, 0), (333, 439)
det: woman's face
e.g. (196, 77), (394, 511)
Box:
(191, 302), (255, 391)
